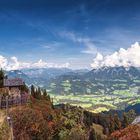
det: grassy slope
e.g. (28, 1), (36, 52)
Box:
(0, 110), (11, 140)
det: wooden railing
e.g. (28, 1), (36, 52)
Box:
(0, 94), (29, 109)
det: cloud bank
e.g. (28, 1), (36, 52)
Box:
(0, 56), (70, 71)
(91, 42), (140, 69)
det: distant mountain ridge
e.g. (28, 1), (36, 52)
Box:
(85, 66), (140, 80)
(6, 68), (89, 87)
(6, 66), (140, 94)
(45, 66), (140, 94)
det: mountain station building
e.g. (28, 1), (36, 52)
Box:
(3, 78), (24, 96)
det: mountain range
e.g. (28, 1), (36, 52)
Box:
(5, 66), (140, 95)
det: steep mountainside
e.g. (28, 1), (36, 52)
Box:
(8, 92), (137, 140)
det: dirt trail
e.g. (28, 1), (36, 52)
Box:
(0, 110), (6, 126)
(0, 110), (12, 140)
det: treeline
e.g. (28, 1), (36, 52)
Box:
(83, 109), (136, 135)
(31, 85), (51, 101)
(57, 104), (136, 140)
(0, 69), (5, 88)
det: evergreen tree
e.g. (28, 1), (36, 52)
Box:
(43, 89), (47, 98)
(109, 115), (115, 133)
(114, 113), (121, 130)
(88, 128), (96, 140)
(37, 87), (42, 99)
(127, 109), (136, 124)
(21, 83), (29, 93)
(0, 69), (5, 88)
(31, 85), (35, 98)
(122, 112), (129, 128)
(47, 94), (51, 101)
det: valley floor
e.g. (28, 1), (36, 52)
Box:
(50, 92), (140, 113)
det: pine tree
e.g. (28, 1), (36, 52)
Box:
(21, 83), (29, 93)
(109, 115), (115, 133)
(114, 113), (121, 130)
(122, 112), (129, 128)
(47, 94), (51, 101)
(88, 128), (96, 140)
(127, 109), (136, 124)
(0, 69), (5, 88)
(37, 87), (41, 99)
(31, 85), (35, 98)
(43, 89), (47, 98)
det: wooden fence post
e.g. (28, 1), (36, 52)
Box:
(6, 96), (8, 116)
(0, 95), (1, 109)
(20, 95), (22, 107)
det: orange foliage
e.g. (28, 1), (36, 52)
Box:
(10, 98), (58, 139)
(111, 124), (140, 140)
(10, 107), (46, 139)
(48, 121), (55, 129)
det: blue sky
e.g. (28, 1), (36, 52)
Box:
(0, 0), (140, 69)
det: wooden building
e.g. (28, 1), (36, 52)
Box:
(3, 78), (24, 96)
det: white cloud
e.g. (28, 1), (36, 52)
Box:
(91, 42), (140, 69)
(61, 31), (97, 54)
(0, 56), (8, 68)
(41, 42), (62, 49)
(0, 56), (70, 71)
(41, 45), (51, 49)
(81, 45), (97, 54)
(78, 37), (97, 55)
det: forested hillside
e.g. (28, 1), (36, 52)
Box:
(7, 87), (138, 140)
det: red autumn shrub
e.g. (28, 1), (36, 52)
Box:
(111, 124), (140, 140)
(10, 107), (49, 140)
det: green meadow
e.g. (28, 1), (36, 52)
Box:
(50, 90), (140, 113)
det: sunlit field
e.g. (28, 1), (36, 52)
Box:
(50, 91), (140, 113)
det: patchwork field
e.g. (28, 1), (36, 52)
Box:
(50, 91), (140, 113)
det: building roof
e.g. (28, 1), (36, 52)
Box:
(4, 78), (24, 87)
